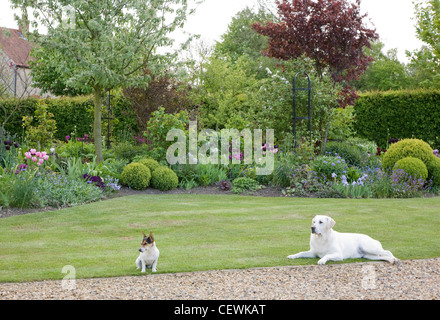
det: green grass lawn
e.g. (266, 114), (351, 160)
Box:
(1, 194), (440, 283)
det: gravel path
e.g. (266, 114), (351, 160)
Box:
(1, 258), (439, 300)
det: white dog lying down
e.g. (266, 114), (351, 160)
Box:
(287, 215), (399, 265)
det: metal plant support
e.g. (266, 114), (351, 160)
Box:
(293, 72), (312, 148)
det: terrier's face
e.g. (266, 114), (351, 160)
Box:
(139, 231), (155, 253)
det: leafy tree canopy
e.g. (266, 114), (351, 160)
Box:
(11, 0), (198, 161)
(252, 0), (378, 82)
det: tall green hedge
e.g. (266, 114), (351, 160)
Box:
(0, 96), (137, 141)
(354, 89), (440, 149)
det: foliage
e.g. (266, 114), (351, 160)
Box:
(310, 155), (348, 180)
(352, 41), (414, 91)
(213, 7), (278, 79)
(406, 46), (440, 89)
(332, 174), (371, 199)
(123, 70), (194, 133)
(12, 0), (195, 162)
(0, 133), (20, 168)
(252, 0), (378, 82)
(256, 58), (341, 146)
(120, 162), (151, 190)
(137, 158), (160, 173)
(151, 166), (179, 191)
(393, 157), (429, 180)
(366, 168), (430, 199)
(327, 106), (356, 141)
(282, 165), (341, 198)
(22, 102), (57, 150)
(194, 164), (228, 187)
(171, 164), (198, 190)
(426, 156), (440, 186)
(57, 135), (95, 160)
(325, 141), (368, 167)
(111, 141), (150, 162)
(354, 89), (440, 149)
(411, 0), (440, 68)
(382, 139), (435, 172)
(40, 173), (104, 207)
(0, 168), (105, 209)
(195, 56), (261, 130)
(272, 152), (301, 187)
(144, 107), (189, 160)
(231, 177), (260, 194)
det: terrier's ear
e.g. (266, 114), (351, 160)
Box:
(142, 231), (147, 238)
(149, 231), (154, 242)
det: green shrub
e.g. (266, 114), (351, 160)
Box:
(382, 139), (435, 172)
(151, 166), (179, 191)
(137, 158), (160, 172)
(426, 156), (440, 186)
(144, 107), (189, 161)
(120, 163), (151, 190)
(231, 177), (260, 194)
(393, 157), (428, 180)
(111, 142), (150, 162)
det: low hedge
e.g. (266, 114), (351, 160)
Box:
(0, 95), (137, 141)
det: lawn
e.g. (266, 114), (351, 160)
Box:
(0, 194), (439, 283)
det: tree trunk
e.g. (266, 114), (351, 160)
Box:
(93, 87), (104, 163)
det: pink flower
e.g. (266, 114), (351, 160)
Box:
(41, 151), (47, 157)
(43, 155), (49, 161)
(32, 157), (37, 162)
(25, 152), (31, 159)
(30, 149), (36, 155)
(36, 151), (41, 158)
(38, 159), (44, 166)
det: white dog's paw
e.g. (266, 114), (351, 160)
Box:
(287, 255), (298, 260)
(317, 258), (327, 265)
(152, 269), (157, 273)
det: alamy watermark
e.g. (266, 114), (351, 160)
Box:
(61, 265), (76, 291)
(166, 121), (276, 176)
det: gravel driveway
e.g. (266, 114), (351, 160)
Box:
(1, 258), (439, 300)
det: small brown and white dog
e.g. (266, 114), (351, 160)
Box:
(136, 231), (160, 273)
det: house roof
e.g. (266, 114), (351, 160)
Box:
(0, 27), (33, 68)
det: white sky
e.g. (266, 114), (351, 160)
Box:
(0, 0), (424, 63)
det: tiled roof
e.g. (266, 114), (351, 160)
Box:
(0, 27), (32, 68)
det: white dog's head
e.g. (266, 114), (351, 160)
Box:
(311, 215), (336, 235)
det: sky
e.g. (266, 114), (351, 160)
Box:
(0, 0), (424, 63)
